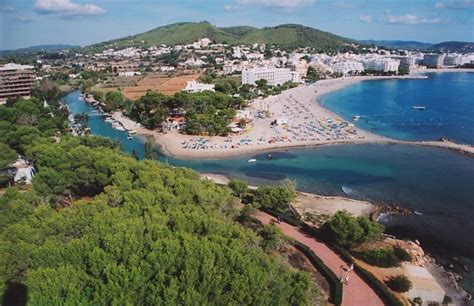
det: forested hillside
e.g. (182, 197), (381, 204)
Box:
(0, 92), (315, 304)
(83, 21), (353, 53)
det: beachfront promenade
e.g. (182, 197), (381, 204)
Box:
(256, 211), (384, 306)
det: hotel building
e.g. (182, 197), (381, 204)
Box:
(0, 63), (36, 104)
(241, 67), (296, 86)
(423, 54), (446, 68)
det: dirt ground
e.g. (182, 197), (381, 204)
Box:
(121, 73), (203, 99)
(292, 192), (376, 227)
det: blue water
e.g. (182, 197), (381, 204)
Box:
(321, 73), (474, 144)
(64, 78), (474, 293)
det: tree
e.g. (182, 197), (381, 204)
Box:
(255, 184), (295, 210)
(324, 210), (384, 249)
(238, 118), (247, 129)
(255, 79), (268, 90)
(306, 66), (320, 82)
(385, 275), (412, 293)
(82, 79), (94, 94)
(0, 136), (315, 305)
(228, 178), (248, 198)
(0, 143), (17, 168)
(398, 65), (410, 76)
(144, 141), (157, 160)
(104, 91), (124, 111)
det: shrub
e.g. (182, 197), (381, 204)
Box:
(259, 225), (284, 251)
(443, 295), (453, 305)
(323, 211), (384, 249)
(394, 246), (412, 262)
(228, 178), (248, 198)
(386, 275), (412, 293)
(255, 184), (295, 210)
(355, 248), (401, 268)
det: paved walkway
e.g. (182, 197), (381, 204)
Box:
(256, 212), (384, 306)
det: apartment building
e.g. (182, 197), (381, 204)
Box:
(0, 63), (36, 104)
(423, 54), (446, 68)
(241, 67), (295, 86)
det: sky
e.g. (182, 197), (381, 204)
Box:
(1, 0), (473, 50)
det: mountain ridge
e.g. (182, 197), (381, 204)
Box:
(82, 21), (355, 53)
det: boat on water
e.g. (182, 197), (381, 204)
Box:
(127, 135), (134, 140)
(352, 115), (360, 121)
(248, 159), (257, 163)
(412, 106), (426, 110)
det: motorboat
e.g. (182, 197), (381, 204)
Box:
(248, 159), (257, 163)
(352, 115), (360, 121)
(412, 106), (426, 110)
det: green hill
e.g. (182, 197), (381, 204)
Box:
(430, 41), (474, 53)
(83, 21), (353, 52)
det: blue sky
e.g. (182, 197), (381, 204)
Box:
(1, 0), (473, 50)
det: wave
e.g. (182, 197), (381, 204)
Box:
(341, 185), (354, 196)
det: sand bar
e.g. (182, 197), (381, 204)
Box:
(128, 74), (473, 158)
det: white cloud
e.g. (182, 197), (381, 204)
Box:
(435, 0), (474, 9)
(238, 0), (316, 8)
(34, 0), (105, 17)
(384, 14), (442, 25)
(359, 15), (373, 23)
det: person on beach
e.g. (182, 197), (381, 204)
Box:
(349, 263), (354, 272)
(345, 275), (350, 285)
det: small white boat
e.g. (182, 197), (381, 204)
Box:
(248, 159), (257, 163)
(412, 106), (426, 110)
(127, 136), (134, 140)
(352, 115), (360, 121)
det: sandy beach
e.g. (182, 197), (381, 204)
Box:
(128, 74), (474, 159)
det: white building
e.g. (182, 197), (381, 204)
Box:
(242, 67), (294, 86)
(423, 54), (446, 68)
(184, 80), (215, 93)
(118, 71), (141, 77)
(362, 59), (400, 72)
(332, 61), (364, 75)
(160, 66), (175, 72)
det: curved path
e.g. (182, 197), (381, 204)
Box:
(256, 211), (384, 306)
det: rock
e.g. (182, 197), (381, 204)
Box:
(463, 264), (470, 272)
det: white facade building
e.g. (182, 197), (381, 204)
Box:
(332, 61), (364, 75)
(423, 54), (446, 68)
(242, 68), (294, 86)
(184, 80), (215, 93)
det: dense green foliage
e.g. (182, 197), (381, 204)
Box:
(127, 90), (244, 136)
(81, 21), (353, 53)
(354, 248), (403, 268)
(324, 211), (384, 249)
(228, 178), (248, 198)
(255, 183), (296, 210)
(385, 275), (412, 293)
(393, 246), (412, 262)
(0, 125), (313, 304)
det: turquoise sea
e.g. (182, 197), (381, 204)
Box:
(64, 72), (474, 293)
(321, 72), (474, 144)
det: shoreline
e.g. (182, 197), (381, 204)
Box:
(201, 172), (473, 303)
(118, 73), (473, 159)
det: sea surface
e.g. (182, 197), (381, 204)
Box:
(321, 72), (474, 144)
(64, 73), (474, 293)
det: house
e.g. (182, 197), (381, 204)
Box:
(184, 80), (215, 93)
